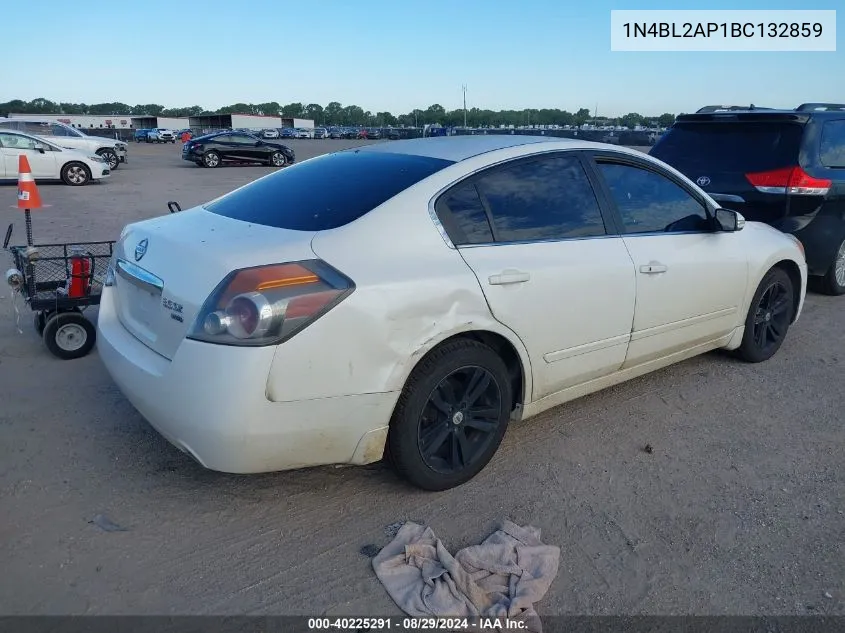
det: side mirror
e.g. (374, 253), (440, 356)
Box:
(35, 147), (46, 154)
(715, 208), (745, 232)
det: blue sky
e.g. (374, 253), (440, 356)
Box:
(4, 0), (842, 116)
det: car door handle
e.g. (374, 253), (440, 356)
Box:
(639, 263), (668, 274)
(488, 270), (530, 285)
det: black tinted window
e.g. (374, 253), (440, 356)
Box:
(205, 150), (453, 231)
(473, 155), (606, 242)
(651, 122), (804, 172)
(820, 120), (845, 168)
(437, 184), (493, 245)
(228, 134), (255, 144)
(598, 162), (710, 234)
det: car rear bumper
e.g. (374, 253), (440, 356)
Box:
(96, 286), (396, 474)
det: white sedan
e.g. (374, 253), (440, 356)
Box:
(0, 130), (110, 185)
(97, 136), (807, 490)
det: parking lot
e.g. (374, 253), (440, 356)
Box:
(1, 139), (843, 616)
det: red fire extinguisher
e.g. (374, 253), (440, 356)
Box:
(68, 247), (91, 298)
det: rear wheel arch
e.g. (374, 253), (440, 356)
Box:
(393, 328), (531, 418)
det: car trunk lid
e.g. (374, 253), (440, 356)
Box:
(112, 208), (317, 360)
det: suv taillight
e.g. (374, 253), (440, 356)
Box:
(745, 166), (831, 196)
(187, 260), (354, 347)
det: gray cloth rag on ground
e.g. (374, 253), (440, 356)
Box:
(372, 520), (560, 632)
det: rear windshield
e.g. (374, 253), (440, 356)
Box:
(650, 121), (804, 172)
(204, 150), (454, 231)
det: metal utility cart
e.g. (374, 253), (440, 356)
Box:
(4, 223), (115, 360)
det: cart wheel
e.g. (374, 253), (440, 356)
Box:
(43, 312), (96, 360)
(34, 312), (47, 336)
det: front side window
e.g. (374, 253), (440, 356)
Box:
(228, 134), (257, 144)
(0, 133), (42, 150)
(470, 154), (607, 243)
(819, 120), (845, 168)
(50, 123), (77, 137)
(597, 162), (710, 234)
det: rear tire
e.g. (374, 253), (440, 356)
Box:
(736, 267), (795, 363)
(388, 339), (512, 491)
(820, 238), (845, 296)
(43, 311), (96, 360)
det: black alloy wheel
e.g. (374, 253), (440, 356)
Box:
(388, 339), (511, 490)
(737, 267), (794, 363)
(417, 367), (502, 475)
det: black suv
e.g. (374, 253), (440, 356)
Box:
(651, 103), (845, 295)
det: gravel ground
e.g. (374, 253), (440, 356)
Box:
(0, 140), (843, 616)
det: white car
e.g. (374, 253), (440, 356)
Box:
(97, 136), (807, 490)
(295, 128), (312, 138)
(261, 129), (280, 139)
(148, 129), (176, 143)
(0, 117), (127, 171)
(0, 130), (110, 185)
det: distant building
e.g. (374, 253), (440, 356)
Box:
(6, 113), (190, 130)
(188, 113), (315, 133)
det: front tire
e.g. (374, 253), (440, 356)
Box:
(202, 151), (221, 168)
(61, 162), (91, 186)
(43, 311), (96, 360)
(96, 149), (119, 170)
(820, 238), (845, 296)
(736, 267), (795, 363)
(388, 339), (512, 491)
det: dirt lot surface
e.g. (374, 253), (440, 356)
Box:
(0, 140), (843, 616)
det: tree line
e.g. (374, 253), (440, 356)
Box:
(0, 98), (677, 129)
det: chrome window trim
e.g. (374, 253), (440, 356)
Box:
(426, 147), (665, 249)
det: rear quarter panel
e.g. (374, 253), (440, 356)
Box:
(264, 167), (534, 404)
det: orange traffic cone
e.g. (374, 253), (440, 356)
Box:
(17, 155), (43, 247)
(17, 155), (43, 210)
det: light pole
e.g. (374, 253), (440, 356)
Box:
(462, 84), (467, 128)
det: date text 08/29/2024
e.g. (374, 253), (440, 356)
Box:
(307, 617), (528, 630)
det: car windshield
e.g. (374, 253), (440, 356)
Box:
(651, 121), (805, 172)
(204, 150), (454, 231)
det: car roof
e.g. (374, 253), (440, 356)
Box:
(355, 135), (609, 162)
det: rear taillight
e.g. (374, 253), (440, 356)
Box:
(745, 166), (831, 196)
(187, 260), (354, 346)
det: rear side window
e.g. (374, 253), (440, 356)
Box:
(651, 122), (804, 172)
(819, 120), (845, 168)
(205, 150), (454, 231)
(436, 184), (494, 245)
(475, 154), (606, 242)
(22, 122), (54, 136)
